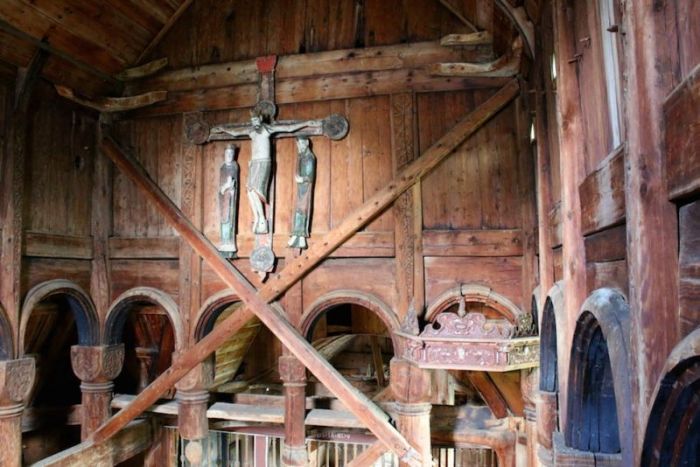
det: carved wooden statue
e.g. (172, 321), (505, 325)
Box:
(218, 144), (239, 257)
(211, 115), (328, 235)
(288, 137), (316, 249)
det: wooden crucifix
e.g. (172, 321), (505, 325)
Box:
(188, 55), (349, 279)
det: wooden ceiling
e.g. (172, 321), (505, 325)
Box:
(0, 0), (192, 94)
(0, 1), (541, 98)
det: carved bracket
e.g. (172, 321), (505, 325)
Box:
(70, 345), (125, 383)
(279, 355), (307, 384)
(0, 357), (35, 406)
(174, 358), (214, 392)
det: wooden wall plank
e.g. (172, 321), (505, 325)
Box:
(679, 200), (700, 338)
(422, 229), (522, 256)
(665, 63), (700, 200)
(579, 146), (625, 234)
(584, 224), (626, 263)
(424, 256), (523, 309)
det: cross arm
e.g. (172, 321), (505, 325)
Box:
(208, 115), (349, 142)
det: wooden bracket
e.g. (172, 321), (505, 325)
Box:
(429, 37), (522, 78)
(54, 85), (167, 112)
(115, 58), (169, 81)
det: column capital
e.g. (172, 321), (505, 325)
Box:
(174, 358), (213, 392)
(0, 357), (35, 406)
(279, 355), (306, 384)
(71, 344), (124, 383)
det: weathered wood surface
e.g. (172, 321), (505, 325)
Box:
(347, 441), (387, 467)
(422, 229), (522, 256)
(136, 0), (194, 64)
(579, 146), (625, 235)
(31, 419), (153, 467)
(441, 32), (492, 47)
(623, 1), (681, 462)
(114, 58), (168, 81)
(94, 80), (519, 463)
(679, 201), (700, 337)
(552, 0), (588, 429)
(23, 233), (93, 259)
(665, 63), (700, 200)
(55, 85), (167, 112)
(584, 224), (626, 264)
(0, 50), (46, 343)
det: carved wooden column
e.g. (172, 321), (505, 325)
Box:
(175, 360), (213, 466)
(71, 345), (124, 440)
(279, 355), (307, 466)
(0, 357), (36, 467)
(391, 358), (432, 467)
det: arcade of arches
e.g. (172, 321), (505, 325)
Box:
(0, 1), (698, 466)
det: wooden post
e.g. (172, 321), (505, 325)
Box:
(622, 2), (680, 463)
(93, 80), (520, 463)
(279, 355), (308, 466)
(0, 357), (35, 467)
(175, 360), (213, 466)
(70, 345), (124, 440)
(552, 0), (587, 430)
(280, 268), (307, 466)
(391, 358), (432, 467)
(0, 50), (47, 344)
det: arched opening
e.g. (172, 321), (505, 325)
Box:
(566, 312), (620, 453)
(105, 288), (182, 397)
(302, 292), (398, 399)
(193, 292), (268, 395)
(19, 281), (99, 463)
(642, 329), (700, 467)
(564, 289), (632, 464)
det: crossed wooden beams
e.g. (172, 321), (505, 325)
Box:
(92, 79), (520, 464)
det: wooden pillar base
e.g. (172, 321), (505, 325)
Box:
(80, 382), (114, 439)
(0, 404), (24, 467)
(280, 355), (307, 465)
(391, 358), (432, 467)
(71, 345), (124, 440)
(536, 390), (557, 451)
(0, 357), (36, 467)
(176, 390), (210, 441)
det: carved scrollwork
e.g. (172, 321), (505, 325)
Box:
(420, 312), (514, 339)
(0, 358), (36, 405)
(70, 345), (125, 383)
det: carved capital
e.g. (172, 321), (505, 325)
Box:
(0, 357), (36, 406)
(279, 356), (306, 384)
(70, 345), (124, 383)
(175, 359), (214, 392)
(390, 358), (431, 404)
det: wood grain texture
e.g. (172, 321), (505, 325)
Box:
(665, 63), (700, 200)
(422, 229), (523, 256)
(579, 146), (625, 235)
(679, 201), (700, 337)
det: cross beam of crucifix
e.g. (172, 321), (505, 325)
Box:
(92, 80), (520, 465)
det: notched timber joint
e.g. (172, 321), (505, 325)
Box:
(429, 37), (523, 78)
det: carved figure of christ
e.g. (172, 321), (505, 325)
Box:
(209, 115), (326, 235)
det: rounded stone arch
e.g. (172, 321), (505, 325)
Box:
(19, 279), (100, 354)
(0, 303), (13, 360)
(193, 289), (244, 341)
(104, 287), (184, 351)
(540, 281), (564, 393)
(565, 288), (633, 466)
(642, 327), (700, 467)
(425, 284), (524, 324)
(301, 290), (400, 353)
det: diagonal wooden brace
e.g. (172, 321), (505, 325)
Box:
(92, 79), (520, 462)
